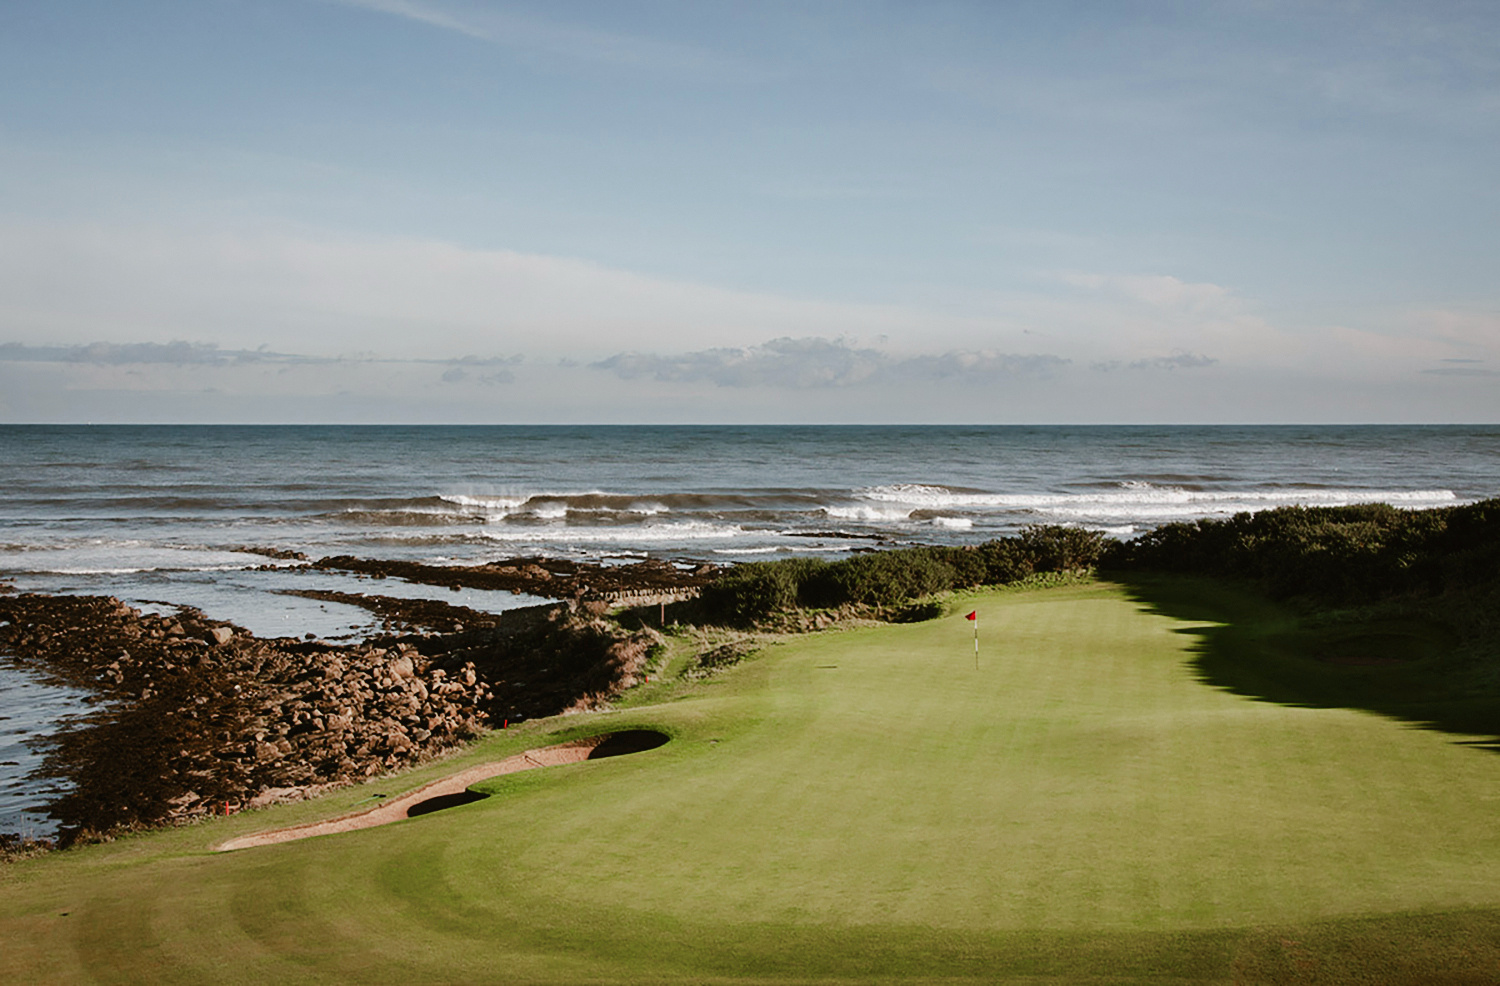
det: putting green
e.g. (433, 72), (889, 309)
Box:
(5, 579), (1500, 984)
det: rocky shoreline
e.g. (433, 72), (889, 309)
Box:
(309, 553), (718, 604)
(0, 553), (713, 846)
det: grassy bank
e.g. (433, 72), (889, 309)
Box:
(1104, 498), (1500, 747)
(4, 578), (1500, 983)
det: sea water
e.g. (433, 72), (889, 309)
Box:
(3, 424), (1496, 633)
(2, 423), (1497, 833)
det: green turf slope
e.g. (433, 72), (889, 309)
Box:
(4, 580), (1500, 984)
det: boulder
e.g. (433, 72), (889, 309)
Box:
(248, 786), (303, 809)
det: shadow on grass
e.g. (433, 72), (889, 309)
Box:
(1111, 572), (1500, 753)
(402, 730), (672, 819)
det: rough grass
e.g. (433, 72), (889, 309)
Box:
(4, 579), (1500, 984)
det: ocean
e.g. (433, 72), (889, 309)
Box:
(3, 423), (1498, 833)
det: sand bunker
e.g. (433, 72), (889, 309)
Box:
(216, 730), (668, 852)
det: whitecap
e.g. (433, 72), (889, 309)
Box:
(478, 521), (747, 544)
(822, 504), (914, 521)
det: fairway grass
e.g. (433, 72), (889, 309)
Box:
(4, 580), (1500, 984)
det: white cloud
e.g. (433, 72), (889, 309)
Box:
(330, 0), (486, 39)
(2, 224), (1493, 423)
(1409, 309), (1500, 354)
(0, 340), (523, 372)
(592, 337), (1069, 389)
(1059, 272), (1237, 315)
(329, 0), (742, 76)
(0, 222), (936, 360)
(1092, 352), (1219, 372)
(1422, 366), (1496, 377)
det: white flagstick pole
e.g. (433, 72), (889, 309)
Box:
(973, 612), (979, 669)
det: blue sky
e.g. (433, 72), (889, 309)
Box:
(1, 0), (1496, 422)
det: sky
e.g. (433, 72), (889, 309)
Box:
(0, 0), (1496, 424)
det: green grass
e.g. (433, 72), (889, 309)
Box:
(5, 579), (1500, 984)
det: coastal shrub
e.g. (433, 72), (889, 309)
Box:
(681, 640), (760, 680)
(974, 538), (1035, 584)
(699, 557), (830, 624)
(823, 549), (957, 608)
(891, 599), (947, 622)
(698, 524), (1109, 626)
(1103, 498), (1500, 606)
(1018, 524), (1109, 573)
(935, 545), (990, 588)
(699, 562), (797, 624)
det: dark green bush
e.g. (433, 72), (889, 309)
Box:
(697, 524), (1109, 626)
(936, 546), (991, 588)
(698, 560), (806, 624)
(824, 549), (957, 608)
(975, 538), (1035, 584)
(1018, 524), (1107, 572)
(891, 599), (947, 623)
(1103, 498), (1500, 606)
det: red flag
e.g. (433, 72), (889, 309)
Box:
(966, 611), (977, 621)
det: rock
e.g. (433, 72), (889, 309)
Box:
(248, 786), (303, 809)
(205, 626), (234, 646)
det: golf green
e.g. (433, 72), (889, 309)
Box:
(5, 579), (1499, 984)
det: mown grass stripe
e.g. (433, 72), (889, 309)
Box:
(4, 579), (1500, 983)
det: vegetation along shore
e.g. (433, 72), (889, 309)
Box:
(3, 499), (1499, 982)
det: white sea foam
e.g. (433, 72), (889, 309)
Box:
(822, 504), (914, 521)
(711, 544), (854, 555)
(478, 521), (746, 544)
(858, 482), (1460, 515)
(931, 517), (973, 529)
(439, 493), (533, 510)
(0, 544), (293, 576)
(438, 491), (675, 521)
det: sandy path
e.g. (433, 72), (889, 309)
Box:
(216, 736), (610, 852)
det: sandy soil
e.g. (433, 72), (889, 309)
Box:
(216, 735), (620, 851)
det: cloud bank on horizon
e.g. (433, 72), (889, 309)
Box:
(0, 0), (1495, 423)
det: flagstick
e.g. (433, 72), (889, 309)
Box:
(973, 613), (979, 670)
